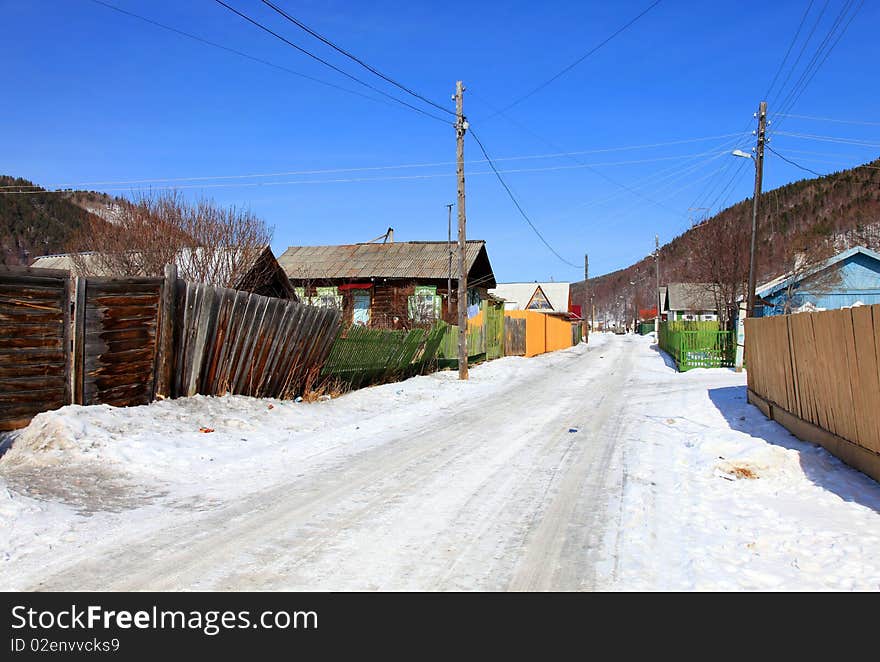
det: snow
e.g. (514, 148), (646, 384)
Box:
(1, 332), (879, 591)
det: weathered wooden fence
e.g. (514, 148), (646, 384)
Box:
(0, 268), (70, 430)
(503, 317), (526, 356)
(0, 265), (341, 429)
(76, 277), (163, 407)
(172, 279), (341, 399)
(745, 305), (880, 483)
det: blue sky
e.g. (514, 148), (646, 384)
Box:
(3, 0), (878, 280)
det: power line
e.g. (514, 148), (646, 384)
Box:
(259, 0), (454, 117)
(774, 112), (880, 126)
(0, 154), (729, 194)
(771, 0), (864, 130)
(774, 131), (880, 147)
(86, 0), (393, 109)
(472, 91), (688, 217)
(468, 129), (580, 270)
(766, 145), (824, 176)
(776, 0), (865, 123)
(768, 0), (830, 111)
(764, 0), (815, 100)
(0, 135), (743, 189)
(492, 0), (663, 115)
(212, 0), (452, 125)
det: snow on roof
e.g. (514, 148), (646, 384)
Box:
(489, 282), (570, 312)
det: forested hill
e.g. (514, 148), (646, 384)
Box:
(0, 176), (120, 266)
(579, 156), (880, 321)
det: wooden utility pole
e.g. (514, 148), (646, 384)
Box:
(446, 202), (454, 318)
(583, 254), (589, 343)
(654, 234), (660, 334)
(746, 101), (767, 318)
(455, 81), (468, 380)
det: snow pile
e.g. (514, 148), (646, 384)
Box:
(602, 342), (880, 591)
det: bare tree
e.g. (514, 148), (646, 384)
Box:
(689, 213), (750, 328)
(67, 191), (273, 289)
(772, 236), (839, 314)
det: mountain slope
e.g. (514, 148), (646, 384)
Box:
(0, 177), (119, 266)
(577, 157), (880, 324)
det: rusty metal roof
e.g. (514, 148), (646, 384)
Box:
(278, 241), (493, 283)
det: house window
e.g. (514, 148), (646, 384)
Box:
(352, 291), (371, 325)
(527, 287), (552, 310)
(408, 285), (442, 322)
(314, 286), (342, 309)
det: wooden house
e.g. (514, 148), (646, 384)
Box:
(660, 283), (722, 321)
(489, 282), (572, 315)
(754, 245), (880, 316)
(278, 240), (496, 328)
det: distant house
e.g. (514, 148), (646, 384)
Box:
(30, 245), (296, 299)
(660, 282), (722, 322)
(755, 245), (880, 316)
(277, 240), (496, 328)
(489, 282), (571, 314)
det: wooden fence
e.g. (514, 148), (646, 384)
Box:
(504, 317), (526, 356)
(77, 277), (164, 407)
(0, 268), (70, 430)
(171, 277), (341, 399)
(0, 265), (341, 429)
(745, 304), (880, 483)
(322, 322), (446, 388)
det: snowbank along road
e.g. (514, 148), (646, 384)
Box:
(2, 333), (880, 590)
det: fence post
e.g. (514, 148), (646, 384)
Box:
(70, 276), (86, 405)
(154, 263), (178, 400)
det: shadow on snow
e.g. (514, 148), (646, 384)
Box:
(707, 384), (880, 513)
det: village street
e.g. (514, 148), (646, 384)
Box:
(2, 333), (880, 591)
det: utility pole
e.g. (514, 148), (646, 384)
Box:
(746, 101), (767, 318)
(455, 81), (469, 380)
(654, 234), (660, 335)
(583, 254), (589, 343)
(446, 202), (454, 319)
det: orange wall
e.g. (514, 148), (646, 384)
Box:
(504, 310), (572, 357)
(545, 314), (574, 353)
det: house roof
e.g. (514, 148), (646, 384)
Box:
(30, 245), (295, 297)
(32, 245), (267, 275)
(756, 245), (880, 297)
(665, 282), (722, 311)
(658, 286), (668, 312)
(278, 240), (496, 287)
(489, 282), (570, 312)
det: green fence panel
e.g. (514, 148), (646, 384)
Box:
(658, 321), (734, 371)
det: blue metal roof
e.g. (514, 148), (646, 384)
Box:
(757, 245), (880, 298)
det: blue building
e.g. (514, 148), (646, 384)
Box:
(756, 245), (880, 316)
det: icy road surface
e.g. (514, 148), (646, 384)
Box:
(2, 333), (879, 591)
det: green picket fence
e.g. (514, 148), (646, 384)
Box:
(658, 321), (735, 371)
(321, 322), (447, 387)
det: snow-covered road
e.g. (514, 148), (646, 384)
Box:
(2, 333), (880, 591)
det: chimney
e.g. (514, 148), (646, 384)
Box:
(387, 227), (394, 243)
